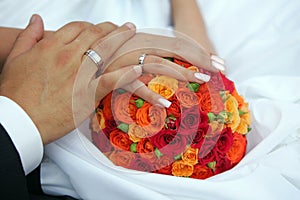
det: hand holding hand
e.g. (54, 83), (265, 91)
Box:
(0, 15), (140, 144)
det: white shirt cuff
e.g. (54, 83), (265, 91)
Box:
(0, 96), (43, 175)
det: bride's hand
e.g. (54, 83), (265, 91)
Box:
(99, 32), (225, 107)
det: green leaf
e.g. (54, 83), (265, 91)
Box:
(207, 112), (216, 122)
(117, 123), (129, 133)
(207, 161), (216, 171)
(169, 115), (177, 121)
(174, 153), (182, 160)
(165, 57), (174, 62)
(187, 82), (200, 92)
(135, 99), (145, 108)
(239, 109), (248, 116)
(130, 143), (137, 153)
(155, 148), (164, 159)
(247, 127), (252, 132)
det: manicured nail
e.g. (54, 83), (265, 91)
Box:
(194, 73), (210, 82)
(212, 60), (225, 71)
(133, 65), (142, 75)
(211, 55), (225, 65)
(30, 14), (37, 24)
(124, 22), (136, 30)
(158, 98), (172, 108)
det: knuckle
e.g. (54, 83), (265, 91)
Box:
(102, 21), (117, 29)
(38, 37), (56, 51)
(88, 25), (104, 36)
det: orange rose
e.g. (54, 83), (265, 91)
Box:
(110, 129), (132, 151)
(101, 92), (114, 120)
(190, 164), (214, 179)
(197, 91), (212, 113)
(136, 102), (167, 135)
(128, 124), (148, 142)
(172, 160), (194, 177)
(113, 93), (137, 124)
(174, 58), (192, 68)
(176, 87), (199, 108)
(231, 89), (245, 108)
(182, 146), (199, 165)
(136, 138), (157, 162)
(226, 133), (247, 164)
(109, 150), (135, 168)
(148, 75), (178, 99)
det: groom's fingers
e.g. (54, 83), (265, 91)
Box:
(6, 14), (44, 63)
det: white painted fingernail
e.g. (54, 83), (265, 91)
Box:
(158, 98), (172, 108)
(212, 60), (225, 71)
(194, 73), (210, 82)
(124, 22), (136, 30)
(211, 55), (225, 65)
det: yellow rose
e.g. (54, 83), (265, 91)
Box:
(225, 94), (240, 132)
(182, 146), (199, 165)
(128, 124), (148, 143)
(172, 160), (194, 177)
(91, 109), (105, 132)
(148, 75), (178, 99)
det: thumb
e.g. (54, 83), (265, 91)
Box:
(6, 14), (44, 62)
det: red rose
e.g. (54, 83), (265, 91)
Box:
(166, 95), (181, 118)
(150, 129), (188, 157)
(215, 157), (233, 174)
(220, 72), (235, 93)
(92, 131), (112, 153)
(110, 129), (132, 151)
(215, 127), (234, 155)
(165, 115), (181, 130)
(190, 123), (210, 148)
(153, 156), (173, 175)
(102, 119), (117, 137)
(178, 106), (200, 137)
(101, 92), (114, 120)
(197, 133), (220, 162)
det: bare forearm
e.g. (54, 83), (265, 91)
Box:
(171, 0), (216, 53)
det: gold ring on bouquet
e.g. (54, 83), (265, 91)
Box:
(138, 53), (147, 67)
(84, 49), (103, 70)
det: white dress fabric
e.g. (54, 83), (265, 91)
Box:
(1, 0), (300, 199)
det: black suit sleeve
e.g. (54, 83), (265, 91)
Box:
(0, 124), (77, 200)
(0, 123), (30, 200)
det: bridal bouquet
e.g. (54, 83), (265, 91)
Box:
(91, 58), (251, 180)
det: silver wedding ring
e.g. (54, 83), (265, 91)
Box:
(84, 49), (103, 70)
(138, 53), (146, 67)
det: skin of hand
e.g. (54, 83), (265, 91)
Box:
(0, 15), (142, 144)
(101, 31), (219, 106)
